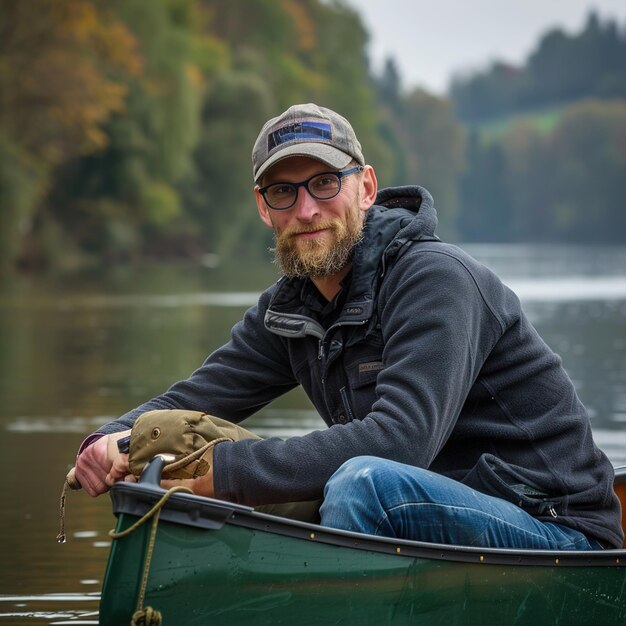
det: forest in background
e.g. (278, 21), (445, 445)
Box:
(1, 0), (625, 274)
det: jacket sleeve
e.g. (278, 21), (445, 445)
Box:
(90, 286), (299, 435)
(215, 248), (508, 505)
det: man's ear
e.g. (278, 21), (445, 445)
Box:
(359, 166), (378, 212)
(254, 186), (274, 229)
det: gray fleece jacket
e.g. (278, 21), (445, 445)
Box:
(93, 185), (623, 548)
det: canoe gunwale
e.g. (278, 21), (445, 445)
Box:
(110, 462), (626, 569)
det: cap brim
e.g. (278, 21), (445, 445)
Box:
(255, 144), (352, 182)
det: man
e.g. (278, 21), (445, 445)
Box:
(75, 103), (623, 550)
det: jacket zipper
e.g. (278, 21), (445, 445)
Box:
(318, 319), (367, 421)
(340, 386), (355, 422)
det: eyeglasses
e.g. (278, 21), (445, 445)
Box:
(258, 166), (364, 210)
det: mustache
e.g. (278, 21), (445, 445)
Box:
(280, 220), (340, 238)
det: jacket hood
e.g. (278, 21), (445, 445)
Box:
(374, 184), (438, 242)
(346, 185), (439, 315)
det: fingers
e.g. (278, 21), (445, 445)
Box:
(161, 477), (195, 492)
(75, 436), (111, 496)
(75, 430), (133, 496)
(161, 465), (214, 498)
(105, 453), (131, 487)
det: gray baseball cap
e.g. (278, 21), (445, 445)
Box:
(252, 103), (365, 182)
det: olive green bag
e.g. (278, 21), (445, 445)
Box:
(128, 409), (321, 523)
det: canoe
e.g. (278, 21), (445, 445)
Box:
(100, 459), (626, 625)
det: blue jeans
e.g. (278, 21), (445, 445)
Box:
(319, 456), (602, 550)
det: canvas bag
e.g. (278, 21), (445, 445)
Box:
(127, 409), (321, 523)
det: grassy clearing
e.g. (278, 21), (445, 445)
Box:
(466, 105), (565, 139)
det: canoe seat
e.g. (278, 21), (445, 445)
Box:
(614, 466), (626, 548)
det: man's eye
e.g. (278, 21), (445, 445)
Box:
(312, 175), (338, 190)
(266, 184), (295, 203)
(271, 185), (294, 196)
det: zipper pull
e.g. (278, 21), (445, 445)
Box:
(318, 340), (325, 360)
(548, 505), (558, 519)
(339, 387), (355, 422)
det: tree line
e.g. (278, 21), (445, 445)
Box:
(0, 2), (624, 274)
(0, 0), (463, 272)
(458, 100), (626, 243)
(451, 12), (626, 122)
(451, 11), (626, 244)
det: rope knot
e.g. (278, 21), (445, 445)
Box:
(131, 606), (162, 625)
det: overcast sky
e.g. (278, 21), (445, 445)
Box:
(346, 0), (626, 95)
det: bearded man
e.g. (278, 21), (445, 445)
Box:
(74, 103), (623, 550)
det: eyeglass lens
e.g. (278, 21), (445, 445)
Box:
(265, 173), (341, 209)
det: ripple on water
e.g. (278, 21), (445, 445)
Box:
(73, 531), (98, 539)
(4, 415), (115, 433)
(0, 591), (100, 626)
(0, 594), (100, 625)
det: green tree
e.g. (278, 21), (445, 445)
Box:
(45, 0), (226, 263)
(182, 70), (274, 259)
(400, 89), (465, 238)
(457, 100), (626, 244)
(0, 0), (140, 269)
(457, 133), (511, 241)
(498, 121), (551, 241)
(547, 100), (626, 242)
(375, 85), (465, 238)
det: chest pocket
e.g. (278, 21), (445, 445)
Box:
(343, 347), (384, 421)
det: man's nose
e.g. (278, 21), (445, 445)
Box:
(293, 185), (320, 221)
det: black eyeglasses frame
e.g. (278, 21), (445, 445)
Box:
(258, 165), (364, 210)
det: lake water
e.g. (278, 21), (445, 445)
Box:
(1, 243), (625, 624)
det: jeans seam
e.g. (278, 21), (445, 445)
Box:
(379, 501), (574, 548)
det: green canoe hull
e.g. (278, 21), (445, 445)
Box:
(100, 464), (626, 625)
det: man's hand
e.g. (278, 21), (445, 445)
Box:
(75, 430), (132, 496)
(161, 463), (215, 498)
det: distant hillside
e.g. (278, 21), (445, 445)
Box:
(457, 99), (626, 244)
(451, 12), (626, 124)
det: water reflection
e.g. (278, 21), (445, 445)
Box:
(1, 245), (625, 623)
(0, 593), (99, 625)
(507, 277), (626, 301)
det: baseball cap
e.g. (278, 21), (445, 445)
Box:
(252, 103), (365, 182)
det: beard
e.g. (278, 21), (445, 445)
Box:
(271, 204), (366, 278)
